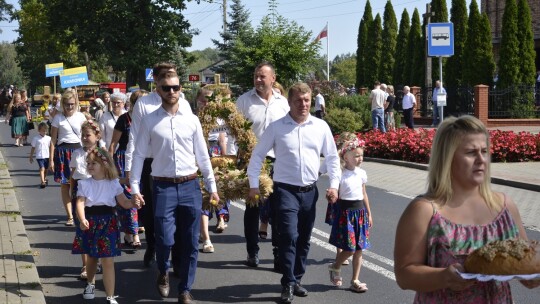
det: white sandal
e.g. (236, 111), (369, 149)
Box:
(80, 266), (87, 280)
(350, 280), (368, 293)
(328, 264), (343, 286)
(202, 240), (214, 253)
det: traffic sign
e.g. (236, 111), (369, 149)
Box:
(59, 66), (89, 88)
(45, 63), (64, 77)
(145, 68), (153, 82)
(428, 23), (454, 57)
(189, 74), (200, 82)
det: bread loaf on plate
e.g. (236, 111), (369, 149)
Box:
(464, 239), (540, 275)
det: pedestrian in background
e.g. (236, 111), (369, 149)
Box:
(314, 87), (326, 119)
(5, 93), (30, 147)
(401, 86), (416, 129)
(394, 115), (540, 303)
(431, 80), (446, 127)
(236, 61), (289, 270)
(327, 138), (372, 293)
(247, 83), (340, 304)
(369, 81), (386, 133)
(29, 122), (51, 188)
(384, 85), (396, 132)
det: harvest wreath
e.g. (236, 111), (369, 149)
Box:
(197, 93), (273, 212)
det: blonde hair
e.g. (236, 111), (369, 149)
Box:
(60, 90), (79, 113)
(426, 115), (500, 210)
(87, 147), (119, 180)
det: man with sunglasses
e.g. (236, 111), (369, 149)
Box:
(130, 70), (217, 304)
(124, 63), (192, 276)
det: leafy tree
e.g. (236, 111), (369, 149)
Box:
(393, 9), (410, 86)
(516, 0), (536, 86)
(331, 53), (356, 86)
(444, 0), (467, 88)
(463, 0), (495, 86)
(405, 9), (422, 85)
(356, 0), (372, 89)
(188, 48), (221, 74)
(498, 0), (520, 89)
(225, 15), (319, 89)
(0, 42), (25, 87)
(364, 14), (382, 86)
(0, 0), (13, 23)
(379, 1), (397, 84)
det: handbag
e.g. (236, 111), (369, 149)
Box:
(8, 117), (12, 126)
(27, 120), (34, 130)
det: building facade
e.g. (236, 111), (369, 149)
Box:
(482, 0), (540, 70)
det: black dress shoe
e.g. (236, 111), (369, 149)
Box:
(280, 285), (294, 303)
(156, 273), (170, 298)
(144, 248), (156, 267)
(178, 291), (194, 304)
(246, 255), (259, 267)
(293, 283), (308, 297)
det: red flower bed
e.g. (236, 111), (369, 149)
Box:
(335, 129), (540, 163)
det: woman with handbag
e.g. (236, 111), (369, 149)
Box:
(5, 92), (31, 147)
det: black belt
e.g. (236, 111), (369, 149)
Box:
(338, 199), (365, 210)
(85, 205), (115, 215)
(275, 182), (316, 193)
(152, 173), (198, 184)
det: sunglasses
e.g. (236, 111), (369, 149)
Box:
(161, 85), (181, 92)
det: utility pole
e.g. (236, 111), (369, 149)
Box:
(423, 3), (435, 89)
(222, 0), (227, 37)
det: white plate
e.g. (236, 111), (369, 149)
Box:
(457, 271), (540, 282)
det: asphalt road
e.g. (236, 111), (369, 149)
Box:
(1, 121), (539, 303)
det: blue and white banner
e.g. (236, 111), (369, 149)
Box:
(59, 67), (89, 88)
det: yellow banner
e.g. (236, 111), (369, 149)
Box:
(45, 62), (63, 69)
(61, 66), (87, 76)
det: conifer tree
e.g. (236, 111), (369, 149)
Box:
(463, 0), (495, 86)
(393, 9), (410, 86)
(516, 0), (536, 85)
(213, 0), (252, 53)
(365, 14), (382, 86)
(498, 0), (519, 89)
(379, 0), (398, 84)
(356, 0), (373, 89)
(444, 0), (467, 88)
(405, 9), (422, 85)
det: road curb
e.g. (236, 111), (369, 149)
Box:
(0, 151), (46, 304)
(365, 157), (540, 193)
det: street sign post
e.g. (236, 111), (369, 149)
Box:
(427, 22), (454, 124)
(145, 68), (153, 82)
(188, 74), (200, 82)
(45, 63), (64, 94)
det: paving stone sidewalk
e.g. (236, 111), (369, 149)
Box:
(0, 152), (46, 304)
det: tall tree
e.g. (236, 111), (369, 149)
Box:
(498, 0), (520, 89)
(379, 1), (398, 84)
(365, 14), (382, 86)
(444, 0), (467, 88)
(331, 53), (357, 86)
(0, 0), (12, 24)
(393, 9), (410, 86)
(405, 9), (422, 85)
(463, 0), (495, 86)
(0, 42), (25, 87)
(213, 0), (251, 51)
(516, 0), (536, 85)
(225, 15), (319, 89)
(356, 0), (373, 89)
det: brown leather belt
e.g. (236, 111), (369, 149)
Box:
(152, 173), (198, 184)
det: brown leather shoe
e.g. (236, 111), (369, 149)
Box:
(179, 291), (194, 304)
(156, 273), (169, 298)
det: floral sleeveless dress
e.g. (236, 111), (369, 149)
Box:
(414, 198), (519, 303)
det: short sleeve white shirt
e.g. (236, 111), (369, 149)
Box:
(51, 112), (87, 145)
(99, 110), (126, 149)
(314, 94), (325, 111)
(77, 178), (124, 207)
(31, 135), (51, 159)
(338, 167), (367, 200)
(70, 148), (92, 180)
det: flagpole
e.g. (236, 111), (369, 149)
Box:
(326, 22), (329, 81)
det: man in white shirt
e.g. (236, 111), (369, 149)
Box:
(432, 80), (446, 126)
(402, 86), (416, 129)
(130, 70), (218, 304)
(125, 63), (192, 269)
(369, 81), (387, 132)
(236, 62), (289, 269)
(313, 88), (325, 119)
(247, 83), (340, 304)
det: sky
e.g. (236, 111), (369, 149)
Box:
(0, 0), (473, 59)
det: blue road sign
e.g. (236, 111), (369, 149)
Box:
(145, 68), (153, 82)
(428, 23), (454, 57)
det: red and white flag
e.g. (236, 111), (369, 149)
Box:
(314, 25), (328, 43)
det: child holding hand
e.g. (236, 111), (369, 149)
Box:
(72, 147), (140, 304)
(327, 138), (373, 293)
(29, 122), (51, 188)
